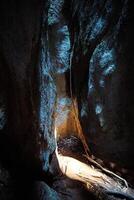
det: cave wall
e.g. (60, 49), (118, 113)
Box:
(42, 0), (134, 170)
(65, 0), (134, 169)
(45, 0), (79, 139)
(0, 1), (134, 198)
(0, 0), (57, 177)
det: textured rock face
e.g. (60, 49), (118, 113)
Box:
(0, 0), (56, 177)
(66, 0), (134, 169)
(0, 0), (134, 199)
(45, 0), (79, 138)
(40, 0), (134, 171)
(0, 0), (133, 173)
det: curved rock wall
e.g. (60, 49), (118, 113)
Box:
(0, 0), (133, 189)
(0, 0), (51, 176)
(66, 0), (134, 169)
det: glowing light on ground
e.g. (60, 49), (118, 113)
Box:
(54, 128), (134, 199)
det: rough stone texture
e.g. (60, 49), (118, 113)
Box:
(46, 0), (78, 139)
(0, 0), (56, 179)
(32, 181), (61, 200)
(0, 0), (134, 199)
(65, 0), (134, 170)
